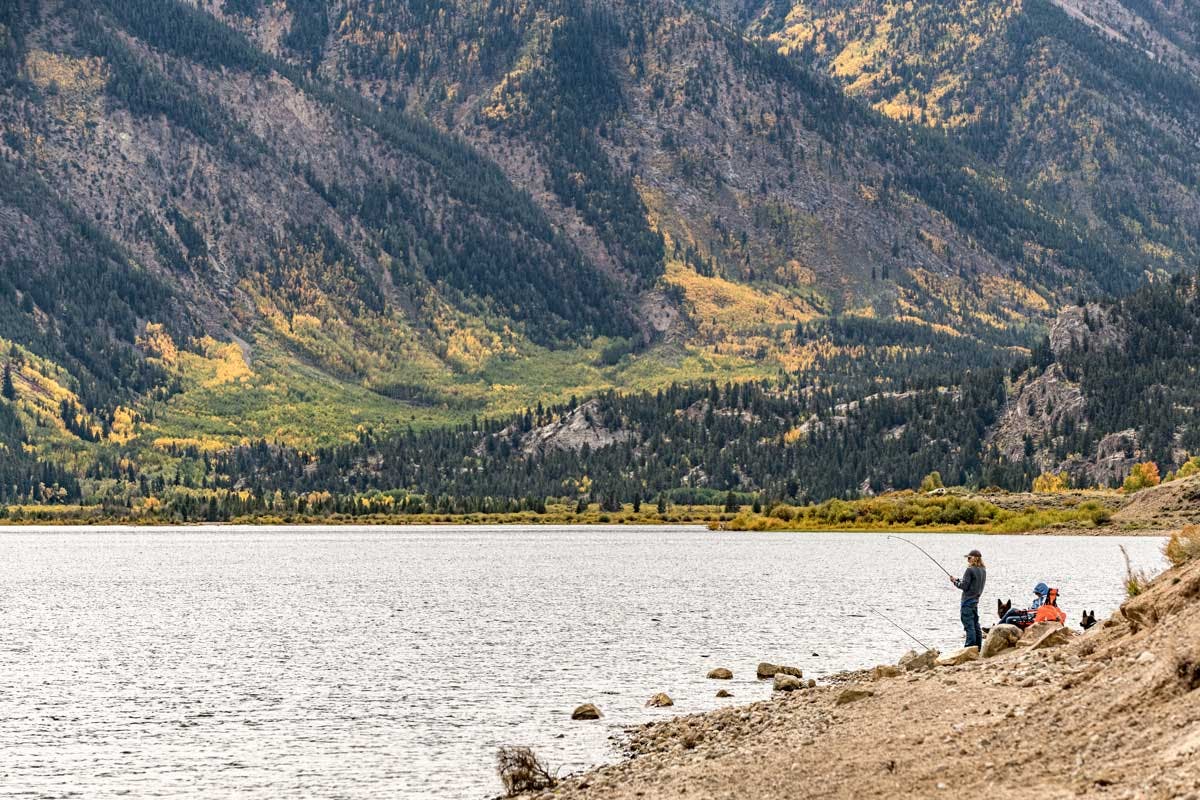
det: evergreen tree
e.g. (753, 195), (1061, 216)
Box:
(1, 363), (14, 401)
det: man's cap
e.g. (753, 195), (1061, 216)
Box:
(965, 549), (982, 558)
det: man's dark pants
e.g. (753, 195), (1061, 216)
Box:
(961, 599), (982, 648)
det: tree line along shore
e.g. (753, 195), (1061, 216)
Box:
(3, 475), (1194, 533)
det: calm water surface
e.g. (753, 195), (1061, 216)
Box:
(0, 526), (1167, 798)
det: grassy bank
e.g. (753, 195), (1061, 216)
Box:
(0, 489), (1147, 532)
(1, 492), (1130, 533)
(715, 491), (1117, 533)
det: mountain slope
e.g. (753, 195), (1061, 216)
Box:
(0, 0), (1186, 479)
(2, 0), (652, 455)
(734, 0), (1200, 280)
(202, 272), (1200, 511)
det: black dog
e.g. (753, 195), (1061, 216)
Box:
(998, 598), (1012, 620)
(1080, 610), (1097, 630)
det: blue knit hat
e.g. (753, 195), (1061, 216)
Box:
(1034, 582), (1049, 596)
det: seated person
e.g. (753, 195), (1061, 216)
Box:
(999, 583), (1054, 628)
(1032, 586), (1067, 625)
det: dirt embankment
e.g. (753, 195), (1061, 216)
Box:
(1113, 476), (1200, 531)
(524, 558), (1200, 799)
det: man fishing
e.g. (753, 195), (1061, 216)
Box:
(950, 549), (987, 649)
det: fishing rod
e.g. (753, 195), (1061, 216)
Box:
(887, 535), (955, 580)
(870, 606), (933, 652)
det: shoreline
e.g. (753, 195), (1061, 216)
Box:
(516, 552), (1200, 799)
(0, 517), (1175, 536)
(8, 482), (1187, 534)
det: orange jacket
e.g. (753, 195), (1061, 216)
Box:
(1034, 603), (1066, 625)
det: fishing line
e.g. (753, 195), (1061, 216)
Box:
(887, 534), (955, 579)
(869, 605), (932, 652)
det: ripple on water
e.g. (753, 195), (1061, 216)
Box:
(0, 525), (1166, 798)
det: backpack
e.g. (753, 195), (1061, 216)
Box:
(1033, 587), (1066, 624)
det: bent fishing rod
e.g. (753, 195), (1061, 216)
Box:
(887, 535), (955, 580)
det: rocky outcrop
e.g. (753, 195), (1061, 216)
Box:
(1029, 625), (1073, 650)
(985, 302), (1159, 488)
(898, 649), (939, 672)
(681, 400), (759, 425)
(980, 624), (1022, 658)
(987, 363), (1086, 473)
(936, 647), (980, 666)
(1086, 430), (1144, 488)
(494, 400), (636, 457)
(1016, 621), (1062, 647)
(989, 365), (1146, 487)
(1048, 303), (1125, 358)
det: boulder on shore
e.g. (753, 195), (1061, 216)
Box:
(757, 662), (803, 680)
(898, 649), (940, 672)
(936, 646), (980, 667)
(646, 693), (674, 708)
(871, 664), (903, 680)
(707, 668), (733, 680)
(836, 687), (874, 705)
(981, 624), (1022, 658)
(772, 674), (805, 692)
(571, 703), (603, 720)
(1030, 624), (1073, 650)
(1016, 621), (1061, 647)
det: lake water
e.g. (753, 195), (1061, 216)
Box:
(0, 526), (1167, 798)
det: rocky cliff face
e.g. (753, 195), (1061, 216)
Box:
(514, 399), (635, 457)
(989, 363), (1088, 472)
(1048, 303), (1125, 357)
(989, 300), (1156, 487)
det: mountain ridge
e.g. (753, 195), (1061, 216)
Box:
(1, 0), (1198, 497)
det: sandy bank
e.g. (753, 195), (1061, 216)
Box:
(523, 558), (1200, 799)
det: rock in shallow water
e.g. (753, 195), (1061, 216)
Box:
(571, 703), (603, 720)
(707, 668), (733, 680)
(716, 689), (733, 698)
(757, 662), (803, 679)
(646, 693), (674, 708)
